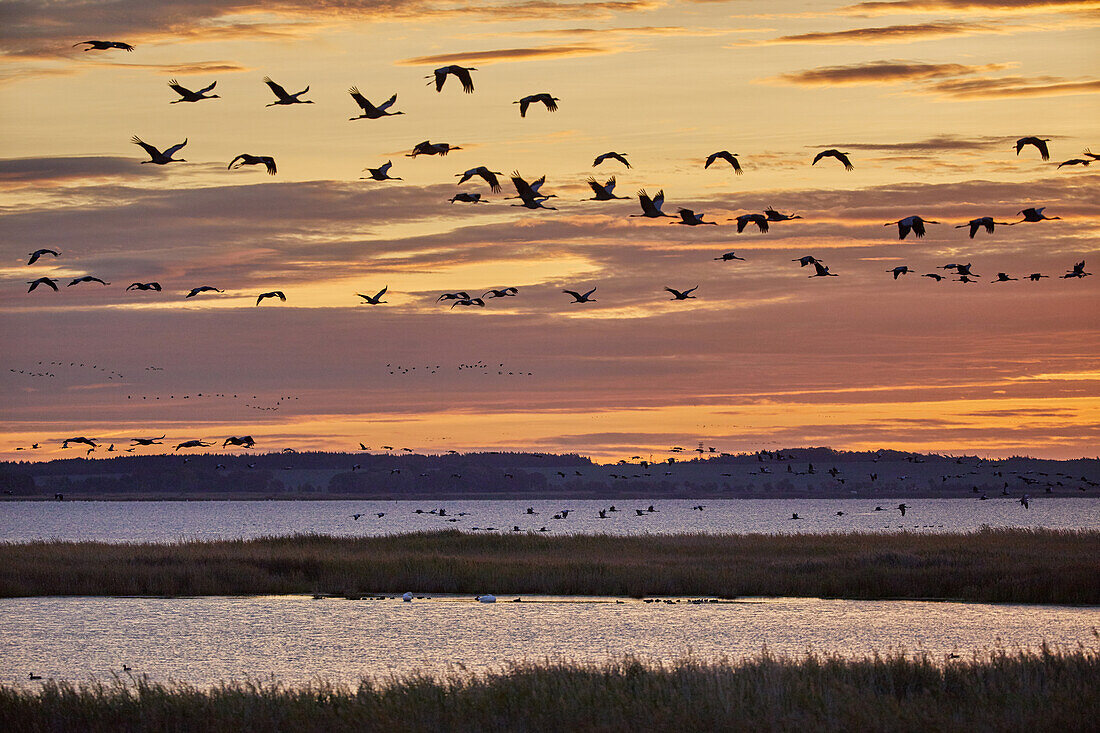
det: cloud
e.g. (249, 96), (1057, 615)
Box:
(0, 0), (659, 60)
(921, 75), (1100, 98)
(397, 44), (618, 66)
(806, 134), (1012, 152)
(741, 21), (1013, 45)
(840, 1), (1100, 15)
(0, 157), (164, 186)
(764, 60), (1010, 86)
(88, 61), (250, 75)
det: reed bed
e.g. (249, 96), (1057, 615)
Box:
(1, 528), (1097, 603)
(2, 647), (1098, 732)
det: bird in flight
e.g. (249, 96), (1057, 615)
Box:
(168, 79), (218, 103)
(809, 261), (837, 278)
(585, 176), (628, 201)
(126, 282), (161, 291)
(1026, 273), (1048, 281)
(408, 140), (461, 157)
(132, 136), (186, 165)
(229, 154), (277, 175)
(1015, 136), (1050, 160)
(186, 286), (223, 298)
(1057, 158), (1090, 168)
(812, 149), (853, 170)
(665, 286), (699, 300)
(264, 77), (313, 106)
(62, 436), (98, 449)
(449, 193), (484, 203)
(563, 286), (597, 303)
(429, 65), (476, 93)
(74, 40), (134, 52)
(992, 273), (1018, 283)
(130, 436), (165, 446)
(1063, 261), (1091, 279)
(733, 213), (769, 233)
(674, 208), (716, 226)
(888, 266), (912, 280)
(27, 277), (59, 292)
(1017, 207), (1060, 223)
(514, 93), (559, 117)
(68, 276), (109, 286)
(510, 172), (557, 210)
(175, 439), (215, 451)
(223, 436), (256, 448)
(438, 292), (470, 301)
(457, 167), (503, 192)
(714, 251), (745, 261)
(593, 152), (630, 168)
(451, 297), (485, 308)
(764, 208), (802, 222)
(27, 249), (59, 265)
(704, 151), (742, 174)
(631, 189), (672, 218)
(362, 161), (401, 181)
(886, 216), (938, 240)
(923, 273), (944, 281)
(484, 287), (518, 298)
(357, 286), (388, 304)
(256, 291), (286, 305)
(348, 89), (403, 120)
(793, 255), (819, 267)
(956, 217), (1012, 238)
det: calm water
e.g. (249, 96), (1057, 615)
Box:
(2, 498), (1097, 543)
(2, 595), (1096, 688)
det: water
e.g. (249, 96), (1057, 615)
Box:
(1, 595), (1095, 688)
(1, 498), (1097, 543)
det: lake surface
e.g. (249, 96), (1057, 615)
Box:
(1, 498), (1097, 543)
(2, 595), (1096, 688)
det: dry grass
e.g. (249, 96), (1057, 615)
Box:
(1, 528), (1097, 603)
(1, 647), (1098, 732)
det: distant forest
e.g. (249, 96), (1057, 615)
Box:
(2, 448), (1093, 499)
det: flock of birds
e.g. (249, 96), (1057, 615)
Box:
(9, 41), (1096, 466)
(17, 43), (1095, 312)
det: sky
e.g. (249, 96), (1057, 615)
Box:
(1, 0), (1098, 462)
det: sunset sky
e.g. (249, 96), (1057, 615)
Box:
(1, 0), (1098, 462)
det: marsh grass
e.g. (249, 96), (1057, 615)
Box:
(2, 647), (1098, 732)
(1, 528), (1097, 603)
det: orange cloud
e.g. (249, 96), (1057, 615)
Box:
(840, 0), (1100, 14)
(741, 21), (1013, 45)
(764, 60), (1010, 86)
(397, 44), (618, 66)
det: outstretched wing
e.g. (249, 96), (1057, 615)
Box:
(519, 99), (530, 118)
(228, 154), (246, 170)
(262, 157), (277, 175)
(264, 77), (291, 100)
(454, 67), (474, 93)
(377, 93), (397, 111)
(374, 286), (388, 300)
(582, 286), (597, 299)
(197, 80), (216, 95)
(562, 289), (582, 300)
(348, 87), (377, 112)
(131, 136), (160, 158)
(168, 79), (191, 95)
(163, 139), (187, 158)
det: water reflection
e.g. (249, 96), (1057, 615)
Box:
(2, 595), (1097, 687)
(1, 498), (1098, 543)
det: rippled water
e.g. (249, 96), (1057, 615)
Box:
(2, 595), (1096, 688)
(1, 497), (1097, 543)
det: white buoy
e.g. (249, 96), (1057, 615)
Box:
(402, 591), (413, 602)
(476, 594), (496, 603)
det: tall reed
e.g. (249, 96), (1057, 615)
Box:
(1, 528), (1097, 603)
(2, 647), (1097, 732)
